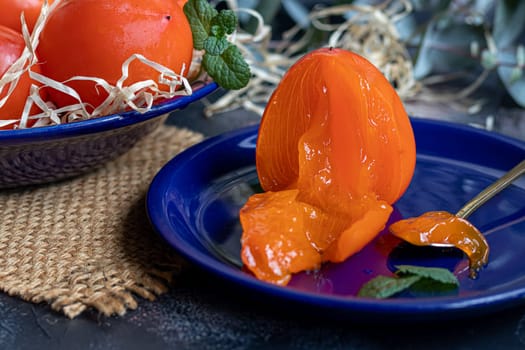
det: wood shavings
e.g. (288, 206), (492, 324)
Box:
(204, 0), (421, 118)
(27, 54), (192, 127)
(320, 2), (420, 99)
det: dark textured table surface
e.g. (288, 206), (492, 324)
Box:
(1, 88), (524, 349)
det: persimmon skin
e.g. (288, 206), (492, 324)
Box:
(37, 0), (193, 110)
(241, 48), (416, 285)
(0, 24), (36, 129)
(0, 0), (52, 33)
(256, 47), (416, 205)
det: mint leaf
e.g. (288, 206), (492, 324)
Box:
(409, 277), (460, 297)
(203, 36), (230, 56)
(211, 10), (237, 36)
(203, 45), (251, 90)
(357, 265), (460, 299)
(184, 0), (218, 50)
(358, 275), (421, 299)
(395, 265), (459, 286)
(183, 0), (251, 90)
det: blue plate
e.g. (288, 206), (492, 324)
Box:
(146, 118), (525, 321)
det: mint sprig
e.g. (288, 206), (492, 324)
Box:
(184, 0), (251, 90)
(357, 265), (459, 299)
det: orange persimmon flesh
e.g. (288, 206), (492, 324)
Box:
(389, 211), (489, 278)
(240, 48), (416, 285)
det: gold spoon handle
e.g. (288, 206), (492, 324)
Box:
(456, 159), (525, 219)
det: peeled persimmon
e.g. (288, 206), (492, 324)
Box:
(0, 24), (36, 129)
(240, 48), (416, 285)
(36, 0), (193, 110)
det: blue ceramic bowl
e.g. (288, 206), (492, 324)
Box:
(0, 81), (218, 189)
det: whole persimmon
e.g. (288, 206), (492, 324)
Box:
(0, 0), (52, 33)
(37, 0), (193, 111)
(0, 24), (37, 129)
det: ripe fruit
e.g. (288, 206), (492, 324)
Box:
(0, 24), (34, 129)
(37, 0), (193, 110)
(240, 48), (416, 285)
(0, 0), (51, 33)
(256, 48), (416, 204)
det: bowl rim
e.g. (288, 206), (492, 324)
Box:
(0, 81), (218, 145)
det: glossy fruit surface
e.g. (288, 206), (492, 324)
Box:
(240, 48), (416, 285)
(0, 24), (33, 129)
(256, 48), (415, 204)
(0, 0), (51, 32)
(389, 211), (489, 278)
(37, 0), (193, 110)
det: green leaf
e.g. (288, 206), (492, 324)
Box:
(509, 67), (523, 84)
(411, 0), (452, 12)
(358, 275), (421, 299)
(202, 45), (251, 90)
(497, 50), (525, 107)
(203, 36), (230, 56)
(183, 0), (218, 50)
(395, 265), (459, 286)
(481, 49), (497, 69)
(183, 0), (251, 90)
(211, 10), (237, 36)
(409, 278), (460, 297)
(358, 265), (460, 299)
(517, 45), (525, 66)
(493, 0), (525, 49)
(413, 16), (485, 78)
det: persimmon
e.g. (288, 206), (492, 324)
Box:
(37, 0), (193, 110)
(0, 24), (37, 129)
(240, 48), (416, 285)
(389, 211), (489, 278)
(0, 0), (52, 33)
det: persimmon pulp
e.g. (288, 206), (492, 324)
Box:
(240, 48), (416, 286)
(389, 211), (489, 278)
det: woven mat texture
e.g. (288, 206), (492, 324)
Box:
(0, 125), (203, 318)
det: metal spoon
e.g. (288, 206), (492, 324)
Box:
(414, 159), (525, 251)
(403, 159), (525, 245)
(455, 159), (525, 220)
(389, 159), (525, 277)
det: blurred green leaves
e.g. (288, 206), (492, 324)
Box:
(494, 0), (525, 106)
(411, 0), (525, 106)
(493, 0), (525, 48)
(413, 17), (485, 78)
(236, 0), (525, 108)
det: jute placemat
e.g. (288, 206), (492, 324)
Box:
(0, 125), (203, 318)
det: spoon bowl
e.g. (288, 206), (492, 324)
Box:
(389, 159), (525, 277)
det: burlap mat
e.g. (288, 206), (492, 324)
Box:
(0, 125), (203, 318)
